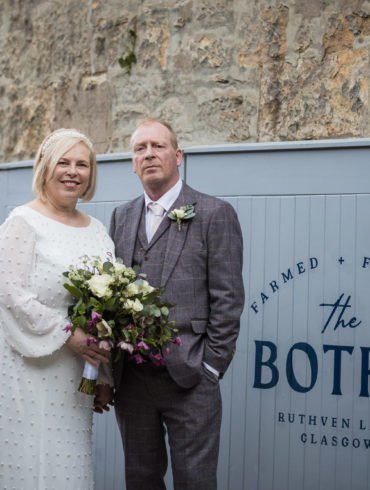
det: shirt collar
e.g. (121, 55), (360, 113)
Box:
(144, 179), (183, 213)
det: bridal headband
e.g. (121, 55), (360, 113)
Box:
(40, 129), (93, 157)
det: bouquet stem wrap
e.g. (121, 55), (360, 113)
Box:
(78, 361), (99, 395)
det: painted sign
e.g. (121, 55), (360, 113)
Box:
(246, 195), (370, 490)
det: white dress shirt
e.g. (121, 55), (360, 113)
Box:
(144, 179), (183, 241)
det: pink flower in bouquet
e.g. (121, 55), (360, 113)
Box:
(117, 341), (134, 354)
(137, 340), (150, 351)
(86, 336), (98, 346)
(86, 311), (103, 332)
(91, 311), (102, 322)
(131, 353), (145, 364)
(150, 352), (166, 366)
(99, 340), (113, 351)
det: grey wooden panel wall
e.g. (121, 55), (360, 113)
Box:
(1, 139), (370, 490)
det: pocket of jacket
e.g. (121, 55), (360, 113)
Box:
(191, 319), (208, 334)
(202, 364), (219, 385)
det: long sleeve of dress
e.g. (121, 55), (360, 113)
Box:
(0, 215), (69, 357)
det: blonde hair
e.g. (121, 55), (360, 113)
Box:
(32, 128), (97, 202)
(130, 117), (179, 150)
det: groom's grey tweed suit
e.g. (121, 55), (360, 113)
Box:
(110, 182), (245, 489)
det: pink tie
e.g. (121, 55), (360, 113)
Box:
(148, 202), (165, 241)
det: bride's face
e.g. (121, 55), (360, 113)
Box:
(44, 143), (91, 205)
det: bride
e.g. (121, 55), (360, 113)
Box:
(0, 128), (114, 489)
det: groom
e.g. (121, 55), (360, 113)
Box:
(110, 118), (245, 490)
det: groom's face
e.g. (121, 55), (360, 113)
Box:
(131, 122), (182, 199)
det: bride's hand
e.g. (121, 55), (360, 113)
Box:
(66, 328), (111, 367)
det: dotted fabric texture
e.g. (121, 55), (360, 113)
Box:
(0, 206), (114, 489)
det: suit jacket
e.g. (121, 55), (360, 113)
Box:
(110, 183), (245, 389)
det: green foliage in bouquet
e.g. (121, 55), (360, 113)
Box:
(63, 255), (179, 366)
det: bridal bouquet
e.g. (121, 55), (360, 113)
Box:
(63, 255), (178, 394)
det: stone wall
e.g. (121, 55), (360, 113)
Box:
(0, 0), (369, 161)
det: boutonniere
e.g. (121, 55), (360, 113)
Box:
(168, 204), (196, 231)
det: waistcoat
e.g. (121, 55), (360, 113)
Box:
(132, 209), (168, 288)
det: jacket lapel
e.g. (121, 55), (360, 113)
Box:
(161, 184), (197, 287)
(120, 196), (145, 266)
(137, 212), (148, 250)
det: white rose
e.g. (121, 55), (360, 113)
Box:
(114, 262), (127, 274)
(126, 282), (139, 296)
(138, 280), (155, 295)
(132, 298), (143, 312)
(87, 274), (114, 298)
(175, 209), (185, 219)
(123, 299), (134, 311)
(124, 298), (143, 313)
(124, 268), (137, 280)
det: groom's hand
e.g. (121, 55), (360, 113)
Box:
(93, 384), (114, 414)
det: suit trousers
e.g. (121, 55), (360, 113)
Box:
(115, 362), (222, 490)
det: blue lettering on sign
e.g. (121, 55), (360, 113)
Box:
(362, 257), (370, 268)
(323, 345), (354, 395)
(253, 341), (279, 389)
(300, 433), (370, 449)
(250, 257), (318, 314)
(253, 341), (370, 397)
(278, 412), (350, 428)
(252, 256), (370, 449)
(360, 347), (370, 397)
(286, 343), (318, 393)
(320, 294), (361, 334)
(251, 256), (368, 399)
(282, 269), (293, 283)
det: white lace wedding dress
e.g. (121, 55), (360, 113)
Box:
(0, 206), (115, 490)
